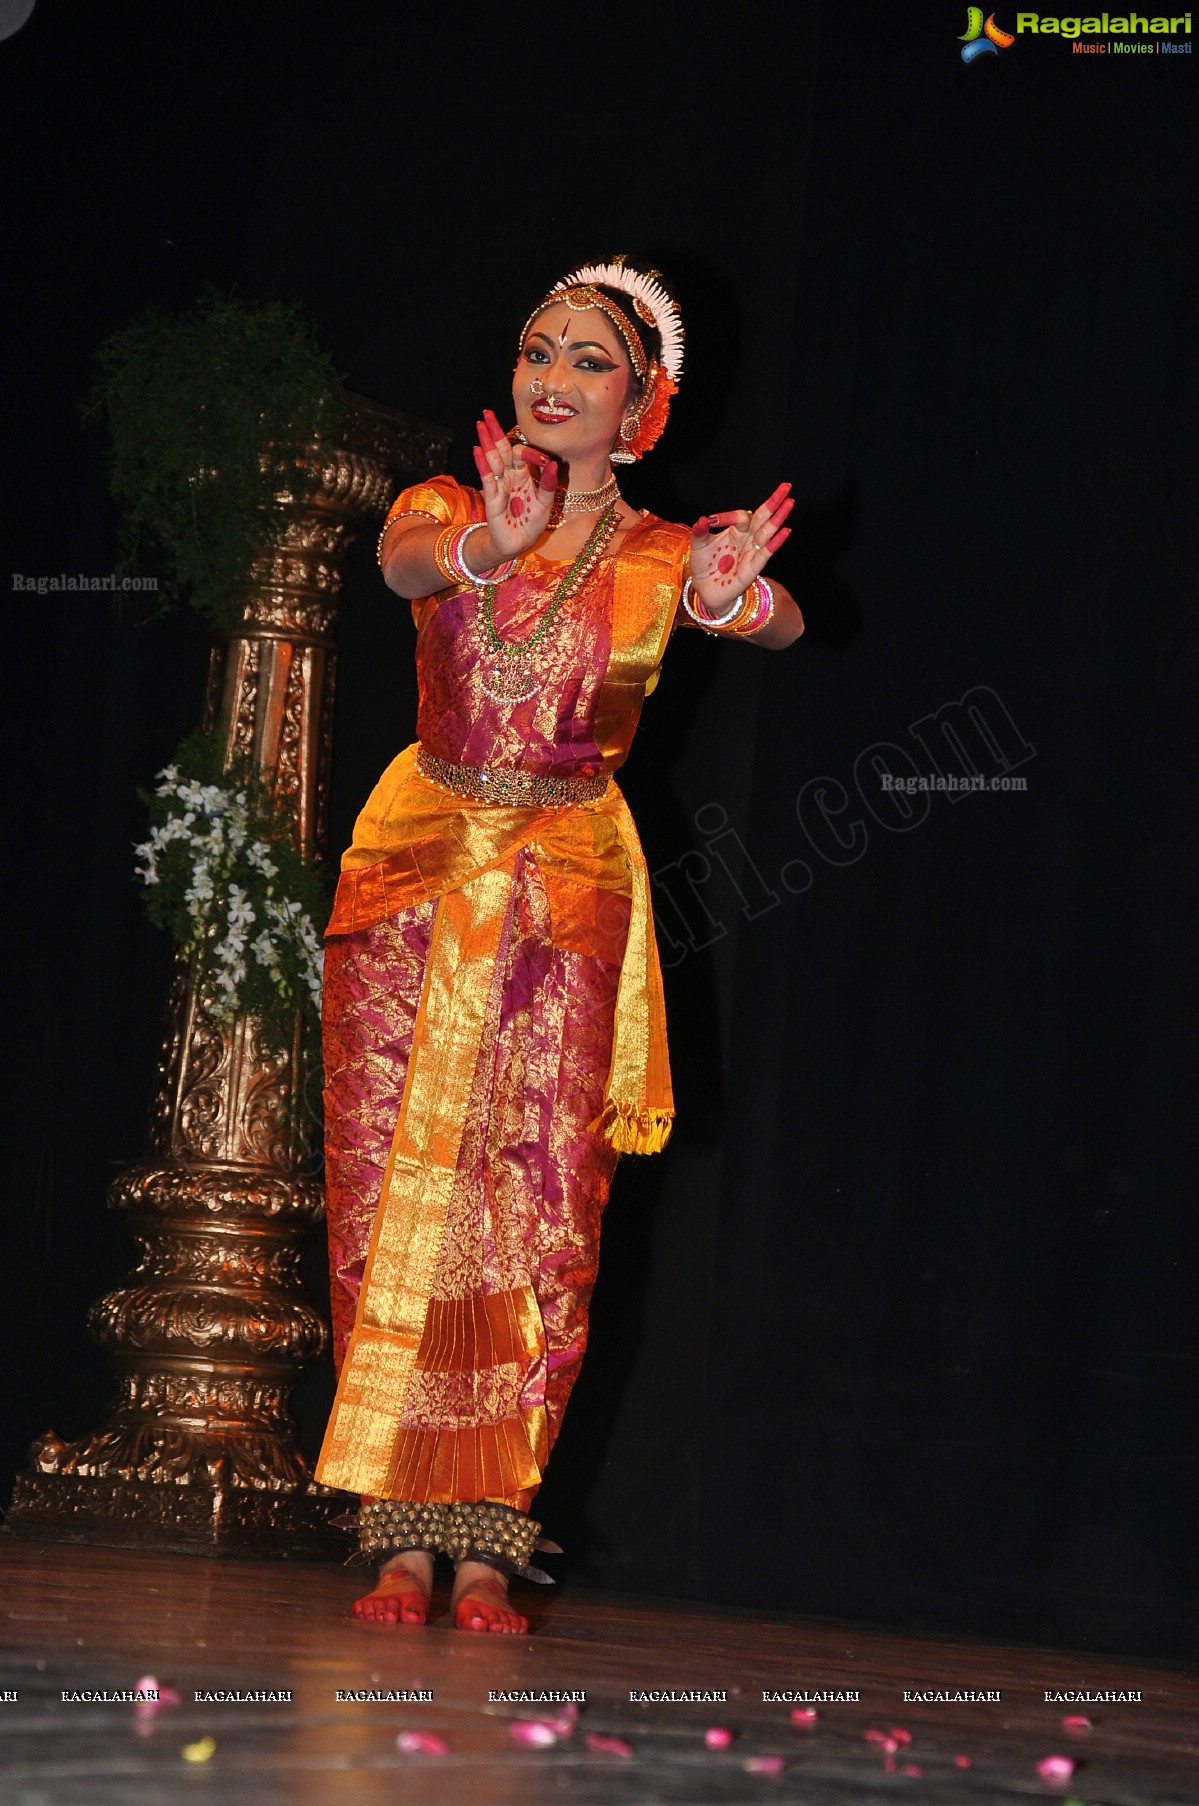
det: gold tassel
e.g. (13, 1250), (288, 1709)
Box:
(591, 1101), (675, 1156)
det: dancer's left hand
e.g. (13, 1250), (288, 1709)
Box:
(689, 482), (793, 614)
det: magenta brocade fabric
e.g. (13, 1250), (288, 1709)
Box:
(414, 550), (615, 778)
(322, 846), (631, 1511)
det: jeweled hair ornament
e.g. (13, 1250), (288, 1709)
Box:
(548, 259), (685, 385)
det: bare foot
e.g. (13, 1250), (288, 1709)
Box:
(451, 1559), (528, 1635)
(352, 1550), (434, 1625)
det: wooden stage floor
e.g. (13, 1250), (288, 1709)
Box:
(0, 1539), (1195, 1804)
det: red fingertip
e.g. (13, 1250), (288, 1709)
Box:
(539, 459), (558, 489)
(766, 526), (791, 552)
(692, 517), (711, 535)
(472, 446), (487, 477)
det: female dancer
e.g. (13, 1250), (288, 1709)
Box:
(315, 261), (803, 1634)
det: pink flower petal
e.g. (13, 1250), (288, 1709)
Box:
(508, 1720), (559, 1749)
(863, 1726), (889, 1745)
(131, 1674), (181, 1714)
(789, 1706), (819, 1725)
(1062, 1715), (1092, 1735)
(881, 1736), (900, 1753)
(888, 1726), (913, 1744)
(585, 1732), (633, 1757)
(396, 1731), (448, 1755)
(954, 1753), (973, 1768)
(1036, 1754), (1076, 1782)
(705, 1726), (734, 1749)
(744, 1755), (786, 1774)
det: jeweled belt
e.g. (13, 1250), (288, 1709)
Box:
(417, 746), (610, 808)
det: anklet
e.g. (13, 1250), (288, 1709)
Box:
(355, 1496), (560, 1583)
(357, 1498), (445, 1562)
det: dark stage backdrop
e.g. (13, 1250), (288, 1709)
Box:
(3, 4), (1195, 1661)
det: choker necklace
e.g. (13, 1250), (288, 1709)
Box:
(560, 475), (621, 517)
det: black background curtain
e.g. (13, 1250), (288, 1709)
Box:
(3, 3), (1194, 1660)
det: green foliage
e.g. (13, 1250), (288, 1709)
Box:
(87, 289), (345, 627)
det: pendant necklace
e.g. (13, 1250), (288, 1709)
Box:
(475, 503), (620, 704)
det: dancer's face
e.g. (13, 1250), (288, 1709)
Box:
(512, 302), (637, 464)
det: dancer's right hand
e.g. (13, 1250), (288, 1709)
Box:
(472, 409), (558, 559)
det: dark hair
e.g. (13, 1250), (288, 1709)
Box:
(591, 284), (662, 389)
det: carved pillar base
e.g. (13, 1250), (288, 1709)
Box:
(6, 1473), (343, 1563)
(5, 1155), (350, 1561)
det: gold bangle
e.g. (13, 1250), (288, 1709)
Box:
(724, 576), (776, 635)
(432, 526), (461, 586)
(681, 576), (758, 633)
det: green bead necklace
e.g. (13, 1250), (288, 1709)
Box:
(476, 503), (620, 704)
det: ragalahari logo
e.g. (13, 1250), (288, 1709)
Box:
(960, 8), (1016, 58)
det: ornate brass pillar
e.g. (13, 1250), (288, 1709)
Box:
(7, 396), (450, 1558)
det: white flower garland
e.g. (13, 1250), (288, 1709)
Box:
(134, 763), (324, 1023)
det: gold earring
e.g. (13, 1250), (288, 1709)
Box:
(610, 412), (639, 465)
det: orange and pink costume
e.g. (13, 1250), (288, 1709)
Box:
(315, 477), (685, 1516)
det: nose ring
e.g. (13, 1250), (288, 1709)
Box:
(530, 377), (545, 397)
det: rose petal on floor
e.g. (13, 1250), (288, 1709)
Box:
(888, 1726), (913, 1744)
(180, 1736), (216, 1764)
(954, 1754), (973, 1768)
(585, 1732), (633, 1757)
(744, 1755), (786, 1774)
(901, 1763), (925, 1777)
(1036, 1753), (1076, 1782)
(507, 1720), (558, 1749)
(1062, 1715), (1092, 1734)
(863, 1726), (889, 1744)
(132, 1679), (181, 1719)
(396, 1731), (449, 1755)
(790, 1707), (819, 1725)
(705, 1726), (734, 1748)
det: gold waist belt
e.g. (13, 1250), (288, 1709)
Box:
(417, 746), (610, 809)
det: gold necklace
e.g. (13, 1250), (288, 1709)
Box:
(476, 504), (620, 705)
(561, 475), (621, 516)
